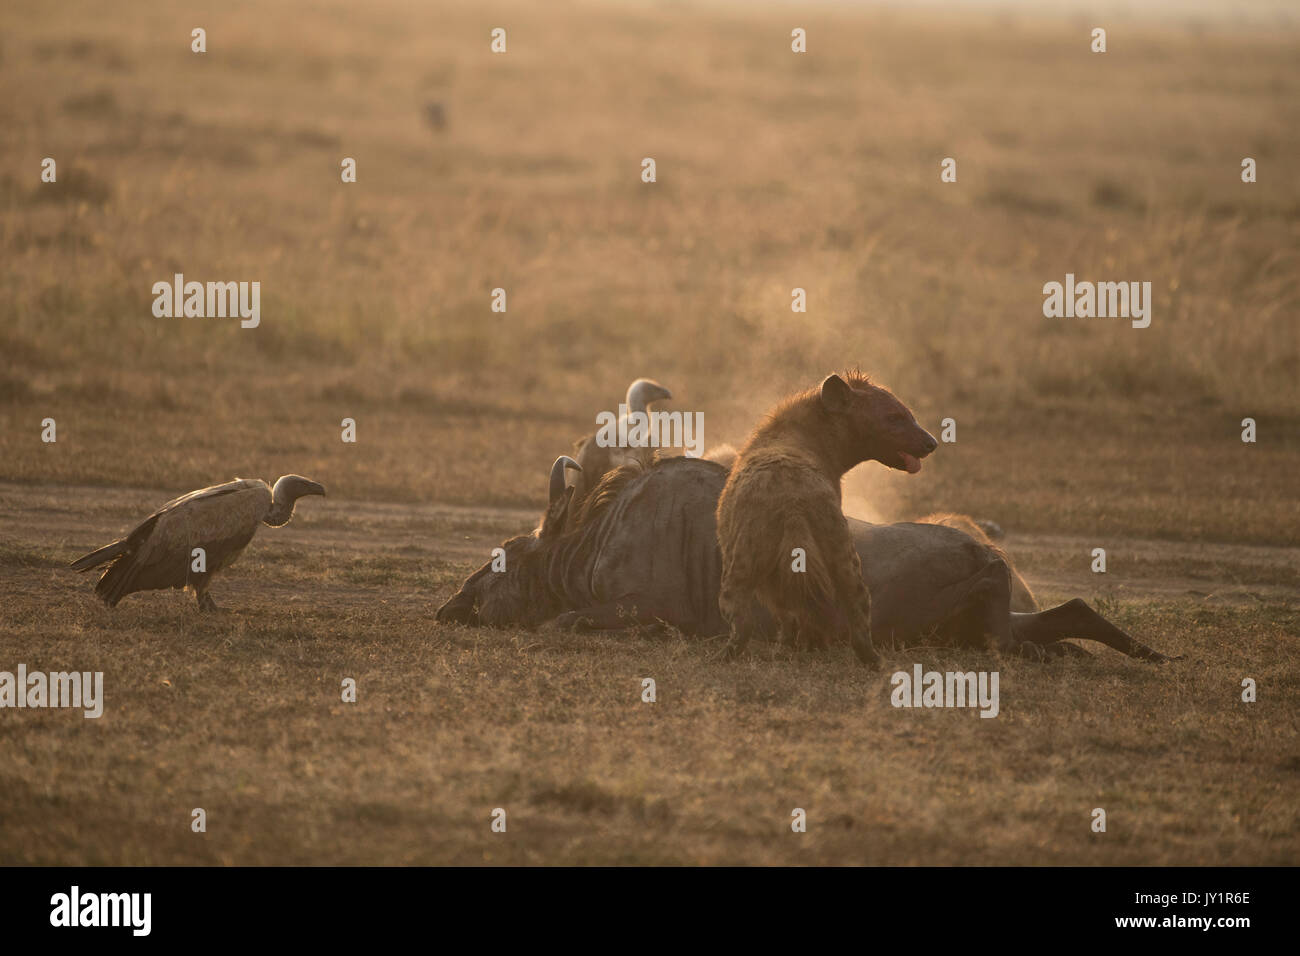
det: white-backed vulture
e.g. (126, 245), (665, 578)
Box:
(69, 475), (325, 610)
(568, 378), (672, 505)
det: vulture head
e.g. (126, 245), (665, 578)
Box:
(265, 475), (326, 527)
(625, 378), (672, 414)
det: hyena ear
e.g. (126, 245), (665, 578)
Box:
(540, 486), (575, 538)
(820, 373), (853, 411)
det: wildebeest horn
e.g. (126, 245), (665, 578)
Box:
(549, 456), (581, 503)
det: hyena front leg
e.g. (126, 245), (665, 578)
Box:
(775, 612), (800, 648)
(718, 579), (760, 659)
(840, 542), (881, 668)
(778, 611), (826, 651)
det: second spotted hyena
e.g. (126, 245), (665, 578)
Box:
(716, 372), (938, 667)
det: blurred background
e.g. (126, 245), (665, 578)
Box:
(2, 0), (1297, 544)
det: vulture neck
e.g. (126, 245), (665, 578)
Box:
(263, 496), (297, 528)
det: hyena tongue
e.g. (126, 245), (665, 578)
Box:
(901, 453), (922, 474)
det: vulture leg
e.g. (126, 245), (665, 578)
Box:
(197, 588), (219, 612)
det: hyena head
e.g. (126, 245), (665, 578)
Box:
(819, 372), (938, 473)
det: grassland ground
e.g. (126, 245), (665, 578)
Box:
(0, 481), (1295, 865)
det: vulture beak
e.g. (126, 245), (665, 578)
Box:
(285, 477), (326, 499)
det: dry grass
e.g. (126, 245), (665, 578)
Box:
(0, 0), (1297, 864)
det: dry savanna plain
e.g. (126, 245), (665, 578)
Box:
(0, 0), (1297, 865)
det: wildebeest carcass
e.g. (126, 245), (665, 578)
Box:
(436, 456), (1174, 662)
(437, 456), (729, 634)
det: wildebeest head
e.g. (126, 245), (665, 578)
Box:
(435, 457), (581, 627)
(819, 372), (938, 474)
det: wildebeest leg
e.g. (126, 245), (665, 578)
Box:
(1010, 599), (1176, 662)
(1039, 640), (1092, 659)
(197, 588), (218, 612)
(937, 557), (1028, 653)
(932, 557), (1056, 660)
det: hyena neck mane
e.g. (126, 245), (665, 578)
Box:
(743, 382), (868, 479)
